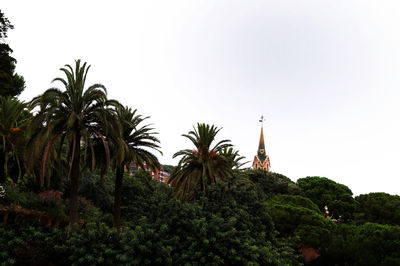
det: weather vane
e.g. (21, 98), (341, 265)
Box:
(259, 115), (266, 127)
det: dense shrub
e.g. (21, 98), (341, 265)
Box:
(119, 172), (302, 265)
(0, 183), (28, 205)
(5, 170), (400, 265)
(0, 183), (87, 222)
(0, 171), (302, 265)
(78, 171), (114, 213)
(316, 223), (400, 265)
(0, 221), (65, 266)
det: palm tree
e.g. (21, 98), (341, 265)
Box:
(219, 147), (255, 190)
(220, 147), (248, 170)
(168, 123), (233, 200)
(112, 106), (161, 230)
(0, 96), (28, 182)
(29, 60), (119, 224)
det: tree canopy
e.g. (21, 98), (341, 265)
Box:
(267, 194), (333, 248)
(0, 10), (13, 39)
(29, 59), (119, 223)
(247, 170), (302, 199)
(0, 10), (25, 97)
(355, 192), (400, 225)
(169, 123), (233, 200)
(297, 176), (356, 221)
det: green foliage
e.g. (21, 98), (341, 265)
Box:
(46, 206), (68, 221)
(8, 166), (400, 265)
(78, 171), (114, 212)
(355, 192), (400, 225)
(114, 106), (161, 170)
(0, 172), (301, 265)
(0, 44), (25, 98)
(121, 172), (301, 265)
(0, 221), (64, 266)
(111, 105), (161, 229)
(1, 182), (28, 205)
(297, 176), (356, 221)
(162, 164), (175, 174)
(0, 10), (13, 39)
(169, 123), (233, 200)
(220, 147), (249, 170)
(31, 190), (68, 221)
(248, 169), (302, 199)
(0, 97), (28, 182)
(267, 194), (333, 248)
(28, 59), (118, 186)
(0, 10), (25, 98)
(318, 223), (400, 265)
(0, 183), (69, 221)
(270, 194), (320, 213)
(121, 170), (172, 223)
(14, 174), (35, 192)
(56, 221), (120, 265)
(28, 59), (120, 223)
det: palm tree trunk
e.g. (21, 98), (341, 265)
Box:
(113, 162), (124, 232)
(201, 166), (206, 195)
(0, 149), (5, 183)
(69, 131), (81, 224)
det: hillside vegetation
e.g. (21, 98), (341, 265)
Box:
(1, 9), (399, 265)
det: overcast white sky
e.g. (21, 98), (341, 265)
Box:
(2, 1), (400, 195)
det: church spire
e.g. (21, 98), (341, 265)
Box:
(252, 115), (271, 171)
(257, 126), (266, 162)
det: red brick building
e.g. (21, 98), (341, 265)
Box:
(128, 163), (170, 184)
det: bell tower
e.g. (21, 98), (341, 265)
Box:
(252, 116), (271, 171)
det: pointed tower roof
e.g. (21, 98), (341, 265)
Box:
(253, 115), (271, 171)
(257, 126), (267, 163)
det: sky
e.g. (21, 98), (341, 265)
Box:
(2, 1), (400, 196)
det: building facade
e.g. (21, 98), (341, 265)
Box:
(128, 163), (170, 184)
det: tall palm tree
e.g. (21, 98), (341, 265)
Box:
(112, 106), (161, 230)
(168, 123), (232, 200)
(29, 60), (119, 224)
(0, 96), (28, 182)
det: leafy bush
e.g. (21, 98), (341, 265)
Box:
(1, 182), (28, 205)
(0, 221), (65, 265)
(12, 169), (400, 265)
(78, 171), (114, 212)
(120, 173), (301, 265)
(1, 184), (69, 222)
(317, 223), (400, 265)
(38, 190), (63, 205)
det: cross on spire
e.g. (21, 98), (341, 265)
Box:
(259, 115), (266, 127)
